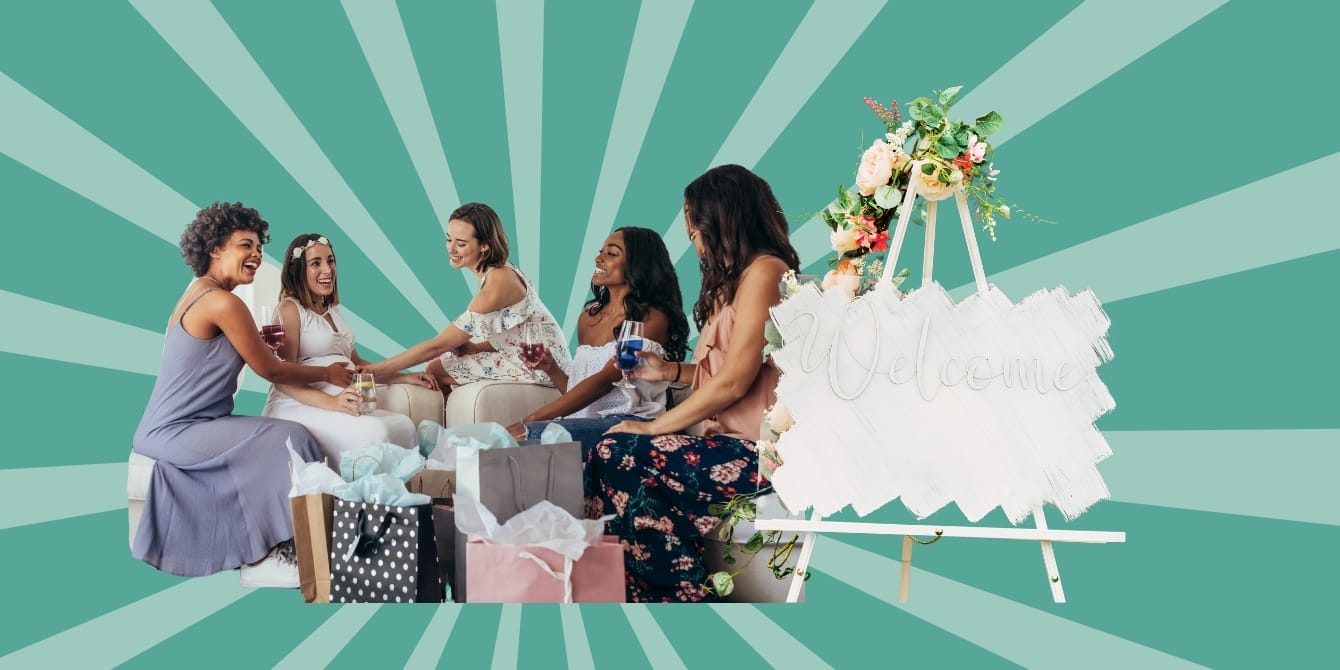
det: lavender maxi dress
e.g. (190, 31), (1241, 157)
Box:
(132, 289), (323, 576)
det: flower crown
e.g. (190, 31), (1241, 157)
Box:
(290, 236), (330, 261)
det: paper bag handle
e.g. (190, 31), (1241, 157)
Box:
(343, 508), (400, 561)
(505, 451), (557, 514)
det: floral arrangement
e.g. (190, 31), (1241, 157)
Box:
(820, 86), (1018, 298)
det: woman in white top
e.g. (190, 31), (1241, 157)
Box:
(362, 203), (569, 398)
(262, 233), (433, 464)
(504, 227), (690, 451)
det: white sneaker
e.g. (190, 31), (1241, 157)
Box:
(240, 543), (299, 589)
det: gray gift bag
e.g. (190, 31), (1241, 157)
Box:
(454, 440), (584, 601)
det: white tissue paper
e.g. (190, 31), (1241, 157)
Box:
(339, 443), (426, 482)
(452, 422), (521, 503)
(286, 438), (346, 497)
(538, 422), (574, 445)
(454, 495), (610, 562)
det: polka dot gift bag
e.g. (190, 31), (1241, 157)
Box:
(328, 499), (445, 603)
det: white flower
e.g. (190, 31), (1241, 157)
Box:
(292, 236), (331, 261)
(766, 403), (794, 434)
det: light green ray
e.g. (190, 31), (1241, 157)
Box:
(0, 572), (247, 669)
(953, 0), (1226, 142)
(404, 605), (461, 670)
(1103, 429), (1340, 526)
(490, 603), (521, 670)
(946, 153), (1340, 301)
(0, 463), (126, 531)
(622, 605), (686, 670)
(708, 604), (833, 670)
(665, 0), (888, 268)
(0, 72), (405, 355)
(130, 0), (451, 330)
(561, 606), (594, 670)
(558, 0), (694, 335)
(814, 537), (1207, 670)
(0, 289), (269, 394)
(340, 0), (476, 297)
(792, 0), (1228, 266)
(496, 0), (544, 282)
(273, 604), (381, 670)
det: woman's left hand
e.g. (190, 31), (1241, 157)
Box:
(605, 420), (661, 436)
(395, 372), (438, 390)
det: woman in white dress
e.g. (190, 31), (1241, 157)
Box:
(362, 203), (569, 400)
(503, 227), (689, 450)
(262, 233), (433, 464)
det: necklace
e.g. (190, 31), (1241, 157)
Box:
(203, 274), (226, 289)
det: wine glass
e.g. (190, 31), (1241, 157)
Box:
(612, 320), (644, 389)
(519, 323), (546, 369)
(353, 373), (377, 415)
(258, 305), (285, 358)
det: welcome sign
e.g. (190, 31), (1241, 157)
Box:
(767, 279), (1116, 523)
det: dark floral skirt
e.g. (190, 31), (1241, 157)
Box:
(584, 432), (764, 603)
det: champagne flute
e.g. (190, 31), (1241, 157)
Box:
(612, 320), (644, 389)
(258, 305), (285, 358)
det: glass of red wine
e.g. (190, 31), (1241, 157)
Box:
(259, 305), (285, 358)
(612, 320), (644, 389)
(519, 323), (546, 368)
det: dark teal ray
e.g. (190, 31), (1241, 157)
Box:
(0, 1), (435, 341)
(516, 605), (564, 669)
(324, 605), (438, 669)
(827, 501), (1336, 669)
(911, 0), (1340, 291)
(439, 603), (504, 666)
(125, 590), (340, 669)
(537, 1), (640, 323)
(1096, 249), (1340, 431)
(0, 511), (187, 656)
(579, 605), (654, 670)
(399, 1), (517, 238)
(643, 605), (769, 668)
(757, 571), (1021, 668)
(211, 0), (470, 320)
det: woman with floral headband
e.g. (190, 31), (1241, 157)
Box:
(361, 202), (570, 401)
(588, 165), (800, 602)
(133, 202), (352, 588)
(261, 233), (434, 464)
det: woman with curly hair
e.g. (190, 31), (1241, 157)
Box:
(261, 233), (435, 464)
(362, 202), (569, 398)
(588, 165), (801, 602)
(133, 202), (352, 588)
(504, 226), (690, 451)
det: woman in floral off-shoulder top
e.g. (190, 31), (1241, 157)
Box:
(362, 202), (569, 397)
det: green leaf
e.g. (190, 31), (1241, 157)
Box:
(937, 85), (962, 109)
(921, 162), (936, 175)
(745, 533), (766, 553)
(973, 110), (1004, 136)
(936, 133), (962, 159)
(707, 503), (726, 516)
(710, 572), (735, 597)
(873, 184), (902, 209)
(907, 97), (936, 122)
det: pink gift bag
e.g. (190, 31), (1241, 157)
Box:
(465, 536), (625, 603)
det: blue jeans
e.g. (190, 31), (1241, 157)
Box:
(524, 415), (650, 453)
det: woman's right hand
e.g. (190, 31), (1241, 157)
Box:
(326, 387), (361, 416)
(524, 347), (559, 373)
(631, 350), (671, 381)
(325, 363), (354, 388)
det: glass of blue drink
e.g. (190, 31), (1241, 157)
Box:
(613, 320), (644, 389)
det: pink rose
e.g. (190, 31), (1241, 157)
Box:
(855, 139), (896, 196)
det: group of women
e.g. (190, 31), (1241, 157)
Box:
(132, 164), (800, 602)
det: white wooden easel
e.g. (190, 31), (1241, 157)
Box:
(757, 162), (1126, 604)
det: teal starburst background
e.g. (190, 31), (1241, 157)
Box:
(2, 1), (1336, 668)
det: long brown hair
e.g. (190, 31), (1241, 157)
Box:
(683, 164), (799, 328)
(279, 233), (340, 310)
(449, 202), (511, 272)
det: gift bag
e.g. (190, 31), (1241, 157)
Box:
(291, 493), (335, 603)
(405, 470), (457, 596)
(465, 536), (624, 603)
(454, 441), (583, 601)
(328, 499), (444, 603)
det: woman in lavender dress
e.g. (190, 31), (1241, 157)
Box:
(132, 202), (352, 587)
